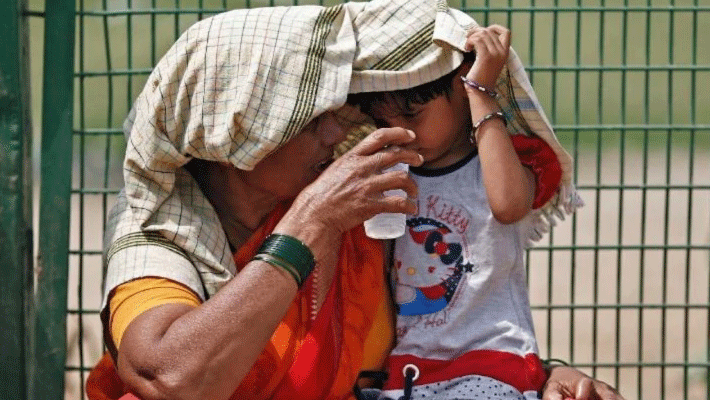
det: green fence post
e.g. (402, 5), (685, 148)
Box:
(0, 0), (32, 399)
(33, 0), (75, 398)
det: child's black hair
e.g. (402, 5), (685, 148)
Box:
(348, 51), (476, 119)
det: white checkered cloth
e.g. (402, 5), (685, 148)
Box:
(104, 0), (582, 305)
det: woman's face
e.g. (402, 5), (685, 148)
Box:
(238, 112), (348, 200)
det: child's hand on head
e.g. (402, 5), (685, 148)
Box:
(465, 25), (511, 89)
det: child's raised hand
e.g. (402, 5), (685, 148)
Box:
(464, 25), (511, 90)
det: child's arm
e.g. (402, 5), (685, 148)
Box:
(464, 25), (535, 224)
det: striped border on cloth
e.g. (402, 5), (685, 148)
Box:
(106, 231), (189, 265)
(370, 21), (435, 71)
(283, 4), (344, 142)
(497, 69), (536, 138)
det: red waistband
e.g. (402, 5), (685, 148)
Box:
(383, 350), (547, 394)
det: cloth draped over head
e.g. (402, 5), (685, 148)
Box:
(105, 0), (582, 301)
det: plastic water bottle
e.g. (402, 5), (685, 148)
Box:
(363, 163), (408, 239)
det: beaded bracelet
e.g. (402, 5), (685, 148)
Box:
(460, 76), (498, 98)
(470, 111), (506, 143)
(254, 234), (315, 287)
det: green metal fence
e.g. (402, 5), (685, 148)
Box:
(0, 1), (32, 399)
(10, 0), (710, 399)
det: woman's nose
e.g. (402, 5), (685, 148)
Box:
(317, 112), (348, 146)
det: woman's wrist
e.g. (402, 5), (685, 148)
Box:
(272, 206), (341, 271)
(253, 234), (315, 287)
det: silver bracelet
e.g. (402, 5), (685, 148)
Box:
(470, 111), (506, 143)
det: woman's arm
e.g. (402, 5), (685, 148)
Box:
(117, 258), (300, 400)
(114, 127), (423, 400)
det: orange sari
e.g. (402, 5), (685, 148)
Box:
(86, 205), (394, 400)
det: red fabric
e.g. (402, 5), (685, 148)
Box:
(269, 283), (339, 400)
(510, 134), (562, 209)
(231, 204), (389, 400)
(85, 354), (130, 400)
(86, 204), (391, 400)
(383, 350), (547, 394)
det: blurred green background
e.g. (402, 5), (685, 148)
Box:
(26, 0), (710, 163)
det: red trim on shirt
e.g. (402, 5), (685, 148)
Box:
(383, 350), (547, 394)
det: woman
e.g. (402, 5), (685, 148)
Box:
(87, 1), (624, 399)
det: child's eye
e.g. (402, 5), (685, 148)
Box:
(403, 107), (424, 119)
(401, 112), (421, 121)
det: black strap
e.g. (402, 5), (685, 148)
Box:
(397, 367), (416, 400)
(353, 370), (390, 400)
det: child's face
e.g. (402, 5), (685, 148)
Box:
(368, 70), (475, 169)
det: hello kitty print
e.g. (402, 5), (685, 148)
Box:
(393, 198), (477, 317)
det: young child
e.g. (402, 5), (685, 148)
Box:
(350, 25), (568, 400)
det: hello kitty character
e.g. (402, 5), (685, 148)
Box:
(393, 217), (475, 316)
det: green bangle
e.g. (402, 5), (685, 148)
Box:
(257, 234), (315, 284)
(253, 253), (303, 286)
